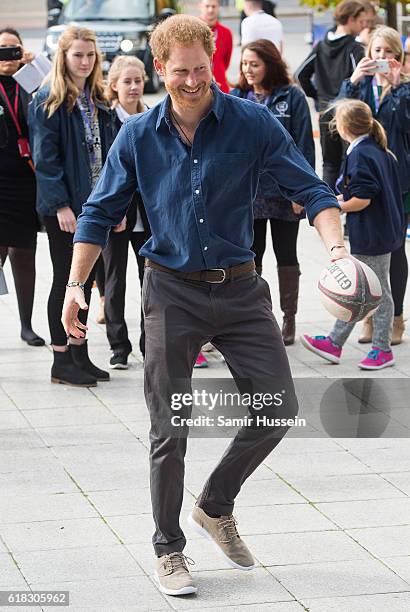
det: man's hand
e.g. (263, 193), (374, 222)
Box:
(57, 206), (77, 233)
(62, 287), (88, 338)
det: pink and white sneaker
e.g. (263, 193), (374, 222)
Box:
(194, 352), (209, 369)
(300, 334), (342, 364)
(358, 347), (395, 370)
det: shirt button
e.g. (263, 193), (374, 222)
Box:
(194, 159), (198, 164)
(199, 218), (204, 223)
(195, 189), (200, 194)
(204, 246), (208, 251)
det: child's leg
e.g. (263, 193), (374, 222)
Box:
(329, 319), (356, 348)
(363, 253), (393, 351)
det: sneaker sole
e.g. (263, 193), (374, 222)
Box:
(193, 363), (208, 369)
(358, 359), (396, 370)
(300, 335), (340, 364)
(51, 377), (97, 387)
(187, 513), (255, 571)
(109, 363), (128, 370)
(153, 571), (197, 596)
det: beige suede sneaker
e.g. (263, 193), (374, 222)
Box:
(154, 552), (197, 596)
(188, 506), (255, 570)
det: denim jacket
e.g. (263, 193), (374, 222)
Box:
(29, 86), (116, 217)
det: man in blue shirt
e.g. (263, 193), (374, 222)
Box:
(62, 14), (347, 597)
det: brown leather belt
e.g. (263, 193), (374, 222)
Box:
(145, 259), (255, 283)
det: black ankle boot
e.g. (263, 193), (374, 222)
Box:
(70, 340), (110, 381)
(277, 265), (301, 346)
(51, 350), (97, 387)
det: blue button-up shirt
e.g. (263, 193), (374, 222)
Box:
(74, 85), (339, 271)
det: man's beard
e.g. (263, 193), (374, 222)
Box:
(165, 80), (212, 110)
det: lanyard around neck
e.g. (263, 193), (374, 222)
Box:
(0, 81), (22, 135)
(77, 88), (97, 164)
(372, 77), (381, 113)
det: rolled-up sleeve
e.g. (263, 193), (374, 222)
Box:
(258, 107), (340, 224)
(344, 153), (380, 200)
(74, 123), (138, 247)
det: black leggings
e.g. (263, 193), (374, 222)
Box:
(0, 244), (37, 333)
(319, 111), (345, 192)
(94, 255), (105, 297)
(390, 213), (409, 317)
(43, 216), (96, 346)
(102, 227), (149, 354)
(252, 218), (300, 268)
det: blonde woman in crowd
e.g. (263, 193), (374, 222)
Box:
(101, 56), (151, 369)
(29, 25), (116, 386)
(339, 26), (410, 345)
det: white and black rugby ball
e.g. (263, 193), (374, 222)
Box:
(318, 257), (382, 323)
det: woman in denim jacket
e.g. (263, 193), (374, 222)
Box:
(30, 26), (116, 386)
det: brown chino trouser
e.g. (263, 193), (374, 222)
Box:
(142, 265), (299, 556)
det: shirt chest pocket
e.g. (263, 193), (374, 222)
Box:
(207, 153), (253, 184)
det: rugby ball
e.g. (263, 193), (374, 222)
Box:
(318, 257), (382, 323)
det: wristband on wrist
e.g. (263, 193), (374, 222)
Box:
(66, 281), (85, 291)
(330, 244), (345, 253)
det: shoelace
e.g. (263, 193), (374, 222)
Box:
(367, 349), (382, 361)
(164, 552), (195, 573)
(218, 515), (240, 543)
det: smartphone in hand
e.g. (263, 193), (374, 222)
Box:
(0, 46), (23, 61)
(373, 59), (389, 74)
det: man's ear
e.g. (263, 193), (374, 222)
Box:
(154, 58), (165, 76)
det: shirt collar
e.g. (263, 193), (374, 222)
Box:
(155, 82), (224, 131)
(346, 134), (369, 155)
(115, 104), (130, 123)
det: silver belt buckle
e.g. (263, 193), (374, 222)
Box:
(207, 268), (226, 283)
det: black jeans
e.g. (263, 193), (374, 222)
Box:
(43, 216), (95, 346)
(143, 266), (298, 556)
(390, 212), (409, 316)
(319, 111), (344, 191)
(252, 218), (300, 268)
(102, 227), (150, 355)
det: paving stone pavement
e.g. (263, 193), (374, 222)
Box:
(1, 219), (409, 611)
(1, 12), (410, 596)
